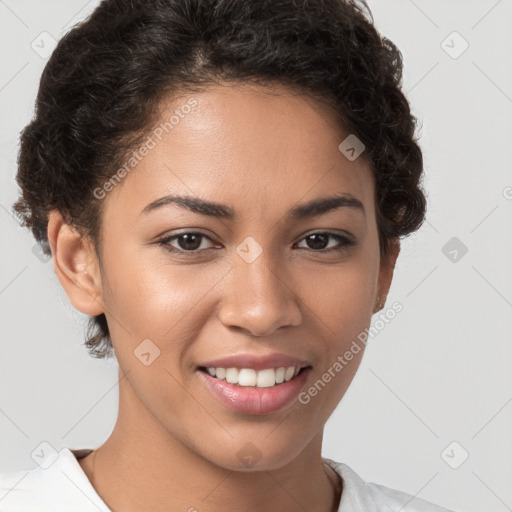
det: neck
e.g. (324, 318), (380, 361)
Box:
(79, 373), (342, 512)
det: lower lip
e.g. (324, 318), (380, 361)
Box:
(197, 368), (311, 415)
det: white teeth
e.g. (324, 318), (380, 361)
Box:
(238, 369), (257, 386)
(284, 366), (295, 382)
(204, 365), (304, 387)
(256, 368), (276, 388)
(225, 367), (239, 384)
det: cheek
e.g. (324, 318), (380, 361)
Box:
(100, 245), (229, 355)
(294, 260), (378, 421)
(304, 254), (379, 336)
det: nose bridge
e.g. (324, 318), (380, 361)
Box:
(218, 240), (302, 336)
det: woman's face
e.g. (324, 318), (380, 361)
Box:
(54, 83), (398, 471)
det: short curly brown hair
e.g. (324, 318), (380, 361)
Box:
(13, 0), (426, 359)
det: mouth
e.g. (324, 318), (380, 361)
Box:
(196, 362), (312, 415)
(198, 365), (310, 388)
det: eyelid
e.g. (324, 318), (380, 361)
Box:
(293, 231), (356, 253)
(157, 229), (356, 254)
(297, 229), (356, 243)
(157, 230), (220, 252)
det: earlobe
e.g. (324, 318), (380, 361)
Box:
(47, 210), (104, 316)
(374, 238), (400, 313)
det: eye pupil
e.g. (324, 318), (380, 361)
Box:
(162, 231), (350, 255)
(307, 233), (328, 250)
(178, 233), (202, 251)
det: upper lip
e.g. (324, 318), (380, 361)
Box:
(198, 353), (312, 371)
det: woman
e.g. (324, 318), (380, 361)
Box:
(1, 0), (455, 510)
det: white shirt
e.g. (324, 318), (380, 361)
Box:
(0, 447), (455, 511)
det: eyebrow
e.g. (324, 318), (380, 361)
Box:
(140, 193), (365, 219)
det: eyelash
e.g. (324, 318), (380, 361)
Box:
(157, 231), (356, 255)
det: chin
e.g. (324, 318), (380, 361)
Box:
(201, 437), (311, 473)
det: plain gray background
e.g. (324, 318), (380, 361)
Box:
(1, 1), (511, 511)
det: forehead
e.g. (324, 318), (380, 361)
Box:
(102, 83), (375, 223)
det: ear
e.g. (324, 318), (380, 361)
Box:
(374, 238), (400, 313)
(47, 209), (104, 316)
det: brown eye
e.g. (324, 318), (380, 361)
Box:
(158, 232), (217, 253)
(295, 232), (355, 253)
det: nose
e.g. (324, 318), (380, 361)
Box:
(217, 249), (303, 337)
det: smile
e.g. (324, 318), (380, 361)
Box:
(197, 365), (312, 415)
(200, 366), (305, 388)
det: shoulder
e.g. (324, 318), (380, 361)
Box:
(323, 458), (457, 512)
(0, 448), (110, 512)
